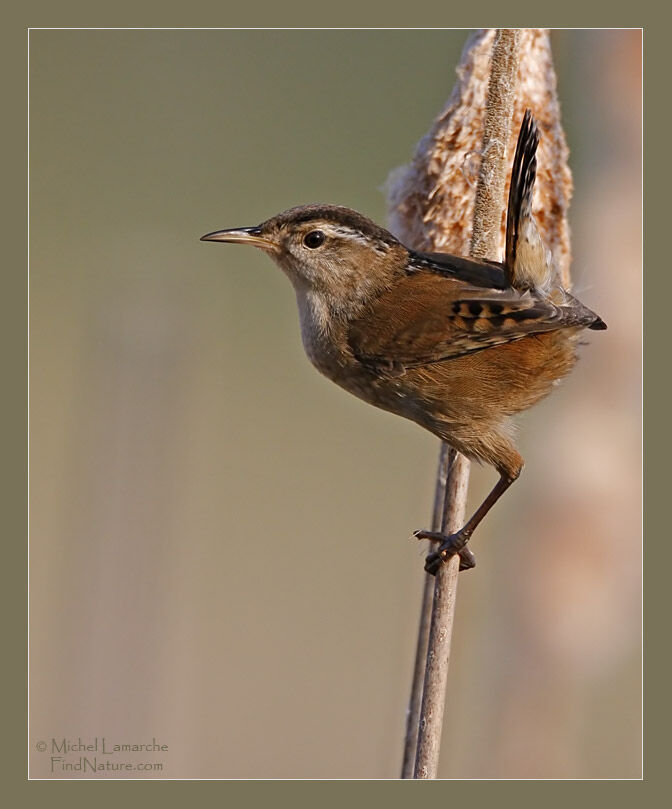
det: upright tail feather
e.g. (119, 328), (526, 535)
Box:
(504, 110), (551, 291)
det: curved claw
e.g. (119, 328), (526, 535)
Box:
(424, 551), (443, 576)
(414, 529), (445, 542)
(458, 547), (476, 571)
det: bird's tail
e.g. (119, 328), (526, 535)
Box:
(504, 110), (550, 291)
(504, 110), (607, 332)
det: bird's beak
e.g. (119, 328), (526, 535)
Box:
(200, 226), (278, 252)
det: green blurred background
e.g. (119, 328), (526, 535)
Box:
(29, 30), (641, 778)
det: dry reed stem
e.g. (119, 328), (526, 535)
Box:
(413, 450), (471, 779)
(471, 29), (521, 260)
(400, 443), (451, 777)
(391, 27), (573, 780)
(412, 29), (520, 780)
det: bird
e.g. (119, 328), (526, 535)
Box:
(201, 111), (606, 575)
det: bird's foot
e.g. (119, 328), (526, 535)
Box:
(413, 529), (474, 575)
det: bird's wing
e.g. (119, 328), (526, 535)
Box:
(348, 272), (602, 371)
(407, 249), (508, 289)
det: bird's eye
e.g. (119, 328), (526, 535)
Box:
(303, 230), (325, 249)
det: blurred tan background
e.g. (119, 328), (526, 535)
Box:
(29, 29), (641, 779)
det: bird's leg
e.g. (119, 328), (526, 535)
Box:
(415, 465), (522, 575)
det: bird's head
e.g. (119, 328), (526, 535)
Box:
(201, 204), (407, 309)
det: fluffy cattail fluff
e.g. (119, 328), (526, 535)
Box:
(386, 28), (574, 289)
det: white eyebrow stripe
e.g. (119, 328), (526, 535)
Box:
(323, 225), (390, 251)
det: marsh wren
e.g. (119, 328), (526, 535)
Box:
(201, 111), (606, 574)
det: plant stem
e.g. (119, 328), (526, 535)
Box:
(411, 28), (520, 780)
(401, 442), (451, 778)
(471, 29), (521, 261)
(413, 450), (470, 779)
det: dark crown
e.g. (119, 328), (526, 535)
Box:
(263, 204), (401, 247)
